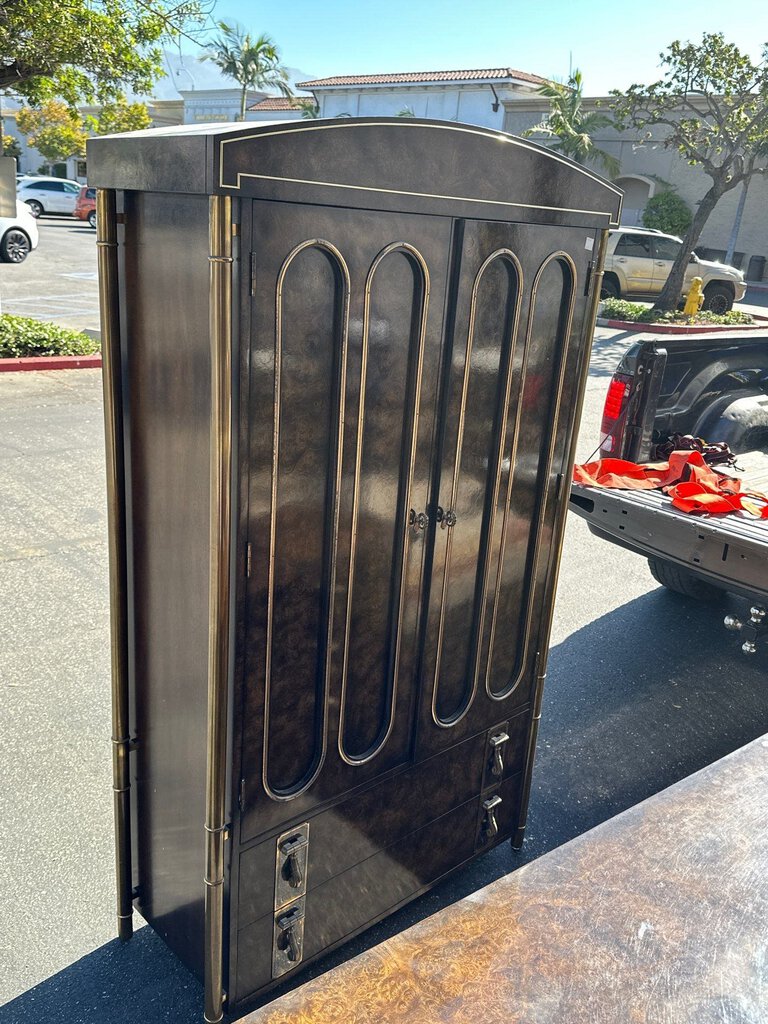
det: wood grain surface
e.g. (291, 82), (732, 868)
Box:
(240, 735), (768, 1024)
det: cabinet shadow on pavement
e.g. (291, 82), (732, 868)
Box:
(2, 587), (766, 1024)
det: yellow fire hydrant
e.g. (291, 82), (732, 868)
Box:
(684, 276), (705, 317)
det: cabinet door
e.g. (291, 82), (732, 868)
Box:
(418, 219), (593, 758)
(239, 201), (452, 840)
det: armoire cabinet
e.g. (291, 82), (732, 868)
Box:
(88, 118), (621, 1022)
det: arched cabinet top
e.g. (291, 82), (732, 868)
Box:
(87, 117), (622, 228)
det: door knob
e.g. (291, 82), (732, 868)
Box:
(435, 506), (457, 529)
(408, 509), (428, 530)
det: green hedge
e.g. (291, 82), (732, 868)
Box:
(0, 315), (100, 358)
(600, 298), (754, 326)
(641, 191), (692, 236)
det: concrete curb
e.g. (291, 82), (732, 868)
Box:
(596, 316), (768, 335)
(0, 353), (102, 372)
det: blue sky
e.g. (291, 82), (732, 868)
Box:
(199, 0), (767, 94)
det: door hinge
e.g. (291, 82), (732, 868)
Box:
(246, 542), (252, 578)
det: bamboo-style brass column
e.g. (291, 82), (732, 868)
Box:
(204, 194), (234, 1024)
(96, 189), (133, 941)
(513, 229), (610, 850)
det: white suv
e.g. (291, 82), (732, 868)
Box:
(601, 227), (746, 314)
(0, 200), (39, 262)
(16, 176), (82, 218)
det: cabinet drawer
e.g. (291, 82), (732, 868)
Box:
(234, 772), (523, 1006)
(237, 709), (529, 930)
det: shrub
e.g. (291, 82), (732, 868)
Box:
(599, 298), (754, 326)
(0, 315), (100, 358)
(641, 191), (692, 236)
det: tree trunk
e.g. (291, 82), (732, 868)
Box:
(239, 85), (247, 122)
(651, 182), (727, 312)
(0, 62), (38, 92)
(725, 178), (750, 267)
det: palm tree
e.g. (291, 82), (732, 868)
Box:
(297, 98), (320, 119)
(524, 70), (620, 177)
(202, 22), (292, 121)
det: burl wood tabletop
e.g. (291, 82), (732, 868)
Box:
(241, 735), (768, 1024)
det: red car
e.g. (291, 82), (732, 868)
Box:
(74, 186), (96, 228)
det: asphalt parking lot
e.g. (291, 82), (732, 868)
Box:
(0, 217), (99, 333)
(1, 221), (767, 1023)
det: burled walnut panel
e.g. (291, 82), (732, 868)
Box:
(242, 735), (768, 1024)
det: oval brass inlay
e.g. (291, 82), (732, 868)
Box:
(486, 252), (576, 702)
(263, 239), (350, 800)
(431, 249), (523, 727)
(339, 242), (430, 765)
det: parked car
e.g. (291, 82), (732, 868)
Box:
(16, 176), (82, 218)
(0, 200), (39, 262)
(74, 186), (97, 228)
(601, 227), (746, 314)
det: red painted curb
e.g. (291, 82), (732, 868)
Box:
(597, 317), (767, 334)
(0, 353), (102, 372)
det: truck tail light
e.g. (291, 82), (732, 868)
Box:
(599, 372), (633, 456)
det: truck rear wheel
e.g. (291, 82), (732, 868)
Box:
(648, 557), (724, 602)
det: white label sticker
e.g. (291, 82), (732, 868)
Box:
(585, 236), (595, 251)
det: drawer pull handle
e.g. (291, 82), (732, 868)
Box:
(276, 906), (303, 963)
(279, 834), (307, 889)
(489, 731), (510, 778)
(482, 795), (502, 841)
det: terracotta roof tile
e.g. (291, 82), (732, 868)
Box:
(298, 68), (546, 88)
(248, 96), (310, 110)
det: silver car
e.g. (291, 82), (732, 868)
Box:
(16, 176), (82, 218)
(601, 227), (746, 314)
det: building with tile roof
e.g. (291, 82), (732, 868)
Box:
(297, 66), (546, 126)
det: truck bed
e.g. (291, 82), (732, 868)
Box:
(570, 452), (768, 603)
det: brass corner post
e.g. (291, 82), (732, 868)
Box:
(204, 194), (234, 1024)
(96, 188), (133, 942)
(512, 228), (611, 850)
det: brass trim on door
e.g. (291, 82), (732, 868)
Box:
(204, 194), (234, 1024)
(96, 188), (133, 943)
(338, 241), (431, 765)
(431, 249), (523, 728)
(513, 229), (611, 848)
(262, 239), (351, 800)
(485, 251), (577, 702)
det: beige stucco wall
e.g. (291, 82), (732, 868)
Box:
(504, 103), (768, 279)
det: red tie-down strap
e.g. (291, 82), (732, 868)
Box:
(573, 450), (768, 519)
